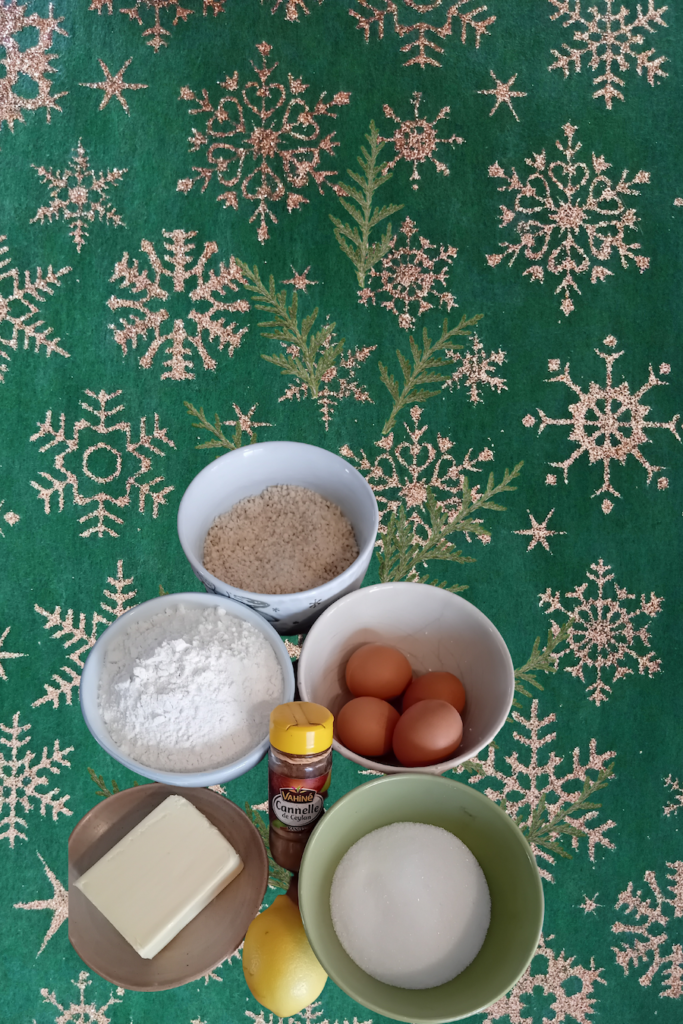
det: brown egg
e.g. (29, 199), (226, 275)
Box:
(337, 696), (400, 757)
(345, 644), (413, 700)
(392, 699), (463, 768)
(402, 671), (466, 715)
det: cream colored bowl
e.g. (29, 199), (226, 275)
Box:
(297, 582), (514, 773)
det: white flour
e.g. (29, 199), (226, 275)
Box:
(99, 604), (284, 773)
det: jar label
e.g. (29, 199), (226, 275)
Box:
(269, 771), (330, 832)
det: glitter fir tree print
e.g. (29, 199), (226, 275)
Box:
(458, 698), (616, 881)
(34, 560), (137, 709)
(524, 339), (680, 513)
(0, 237), (71, 384)
(540, 558), (663, 705)
(486, 122), (650, 314)
(31, 141), (128, 252)
(177, 42), (351, 242)
(548, 0), (669, 108)
(108, 229), (250, 380)
(349, 0), (496, 69)
(0, 712), (73, 849)
(30, 390), (176, 539)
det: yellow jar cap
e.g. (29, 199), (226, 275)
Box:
(270, 702), (334, 755)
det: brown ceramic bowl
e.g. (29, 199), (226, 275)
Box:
(68, 784), (268, 991)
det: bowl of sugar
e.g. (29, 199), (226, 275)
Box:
(298, 773), (544, 1023)
(80, 592), (295, 787)
(177, 441), (379, 634)
(297, 582), (515, 774)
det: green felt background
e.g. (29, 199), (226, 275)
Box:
(1, 1), (682, 1022)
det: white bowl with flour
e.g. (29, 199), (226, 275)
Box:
(80, 592), (295, 787)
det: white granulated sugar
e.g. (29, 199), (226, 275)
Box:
(99, 605), (284, 773)
(330, 822), (491, 989)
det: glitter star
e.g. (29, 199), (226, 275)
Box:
(14, 851), (68, 955)
(478, 71), (527, 122)
(579, 892), (602, 915)
(282, 266), (318, 292)
(514, 509), (566, 553)
(79, 58), (148, 115)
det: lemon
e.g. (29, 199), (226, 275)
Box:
(242, 894), (328, 1017)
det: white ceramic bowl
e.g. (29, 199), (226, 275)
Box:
(177, 442), (379, 634)
(297, 582), (514, 774)
(80, 592), (295, 787)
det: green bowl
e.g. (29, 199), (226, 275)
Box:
(299, 774), (543, 1023)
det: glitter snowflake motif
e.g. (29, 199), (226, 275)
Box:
(30, 389), (176, 539)
(443, 332), (507, 404)
(349, 0), (496, 69)
(380, 91), (464, 191)
(265, 0), (323, 19)
(540, 558), (663, 705)
(14, 850), (68, 956)
(612, 860), (683, 998)
(39, 971), (124, 1024)
(0, 236), (71, 384)
(177, 42), (351, 242)
(664, 776), (683, 818)
(0, 711), (72, 848)
(533, 338), (680, 510)
(0, 624), (26, 681)
(482, 933), (606, 1023)
(281, 342), (375, 431)
(458, 699), (616, 881)
(549, 0), (669, 109)
(31, 140), (128, 253)
(246, 1001), (372, 1024)
(0, 1), (67, 134)
(108, 229), (250, 380)
(34, 560), (137, 709)
(89, 0), (225, 53)
(486, 122), (650, 315)
(360, 217), (458, 330)
(341, 404), (494, 546)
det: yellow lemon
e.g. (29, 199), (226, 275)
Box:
(242, 894), (327, 1017)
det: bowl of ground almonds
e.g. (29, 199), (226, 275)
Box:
(80, 591), (295, 787)
(177, 442), (379, 634)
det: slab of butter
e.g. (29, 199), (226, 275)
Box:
(75, 794), (244, 959)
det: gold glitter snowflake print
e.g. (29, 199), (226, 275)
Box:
(549, 0), (669, 109)
(30, 389), (176, 538)
(89, 0), (225, 53)
(0, 237), (71, 384)
(443, 333), (506, 404)
(79, 58), (148, 115)
(0, 1), (67, 134)
(31, 141), (128, 253)
(349, 0), (496, 69)
(529, 338), (680, 511)
(612, 861), (683, 998)
(264, 0), (323, 19)
(177, 42), (351, 242)
(360, 217), (458, 330)
(486, 122), (650, 315)
(108, 229), (250, 380)
(540, 558), (663, 705)
(482, 934), (606, 1023)
(380, 92), (463, 191)
(39, 972), (125, 1024)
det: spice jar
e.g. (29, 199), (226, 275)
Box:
(268, 702), (334, 873)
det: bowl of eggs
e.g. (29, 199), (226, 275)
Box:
(297, 582), (514, 773)
(298, 773), (544, 1023)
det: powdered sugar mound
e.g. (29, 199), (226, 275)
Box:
(330, 822), (490, 988)
(99, 604), (284, 772)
